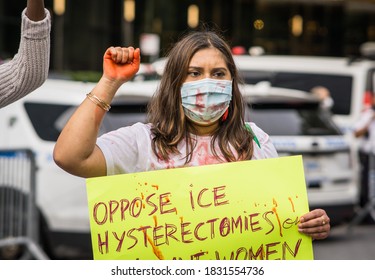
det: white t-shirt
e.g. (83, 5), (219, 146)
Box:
(96, 122), (279, 176)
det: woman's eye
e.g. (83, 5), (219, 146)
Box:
(188, 71), (200, 77)
(213, 72), (225, 78)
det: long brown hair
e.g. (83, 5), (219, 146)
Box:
(147, 30), (254, 163)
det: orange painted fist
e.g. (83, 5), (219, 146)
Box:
(103, 46), (140, 83)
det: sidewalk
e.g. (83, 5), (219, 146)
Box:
(313, 222), (375, 260)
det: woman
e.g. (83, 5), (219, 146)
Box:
(0, 0), (51, 108)
(53, 30), (330, 240)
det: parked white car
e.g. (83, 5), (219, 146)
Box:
(233, 53), (375, 219)
(242, 83), (359, 225)
(233, 54), (375, 136)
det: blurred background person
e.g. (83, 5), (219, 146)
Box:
(311, 86), (334, 112)
(353, 92), (375, 209)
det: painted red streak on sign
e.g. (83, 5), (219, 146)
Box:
(153, 215), (158, 227)
(272, 198), (283, 237)
(147, 234), (164, 260)
(141, 192), (145, 209)
(288, 197), (295, 212)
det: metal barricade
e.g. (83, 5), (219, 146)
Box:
(0, 149), (49, 259)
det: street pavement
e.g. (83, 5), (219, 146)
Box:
(313, 222), (375, 260)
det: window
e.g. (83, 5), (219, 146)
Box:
(24, 103), (71, 142)
(246, 101), (341, 136)
(240, 71), (353, 115)
(24, 102), (148, 142)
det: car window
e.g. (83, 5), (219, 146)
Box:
(239, 71), (353, 116)
(100, 104), (148, 132)
(24, 103), (71, 141)
(24, 102), (148, 142)
(246, 101), (341, 136)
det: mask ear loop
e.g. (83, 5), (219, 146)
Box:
(221, 108), (229, 121)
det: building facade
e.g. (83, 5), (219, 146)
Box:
(0, 0), (374, 72)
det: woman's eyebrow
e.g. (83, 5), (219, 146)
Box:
(187, 66), (202, 70)
(188, 66), (228, 71)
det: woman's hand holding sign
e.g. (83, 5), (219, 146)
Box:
(298, 209), (330, 240)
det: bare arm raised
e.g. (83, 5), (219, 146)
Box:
(53, 47), (141, 178)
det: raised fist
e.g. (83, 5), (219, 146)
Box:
(103, 46), (141, 83)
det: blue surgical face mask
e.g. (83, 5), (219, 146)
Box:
(181, 78), (232, 125)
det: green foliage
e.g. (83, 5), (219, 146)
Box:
(65, 71), (101, 82)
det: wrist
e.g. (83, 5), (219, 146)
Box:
(100, 75), (125, 92)
(90, 78), (119, 104)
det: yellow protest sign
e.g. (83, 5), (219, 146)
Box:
(86, 155), (313, 260)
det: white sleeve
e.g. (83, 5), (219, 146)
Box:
(247, 122), (279, 159)
(354, 110), (374, 131)
(96, 123), (152, 175)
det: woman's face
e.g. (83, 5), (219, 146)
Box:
(185, 48), (232, 83)
(181, 48), (233, 135)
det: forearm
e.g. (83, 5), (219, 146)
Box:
(18, 8), (51, 88)
(53, 78), (121, 177)
(54, 46), (140, 177)
(26, 0), (46, 21)
(0, 8), (50, 108)
(354, 127), (368, 138)
(54, 101), (105, 175)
